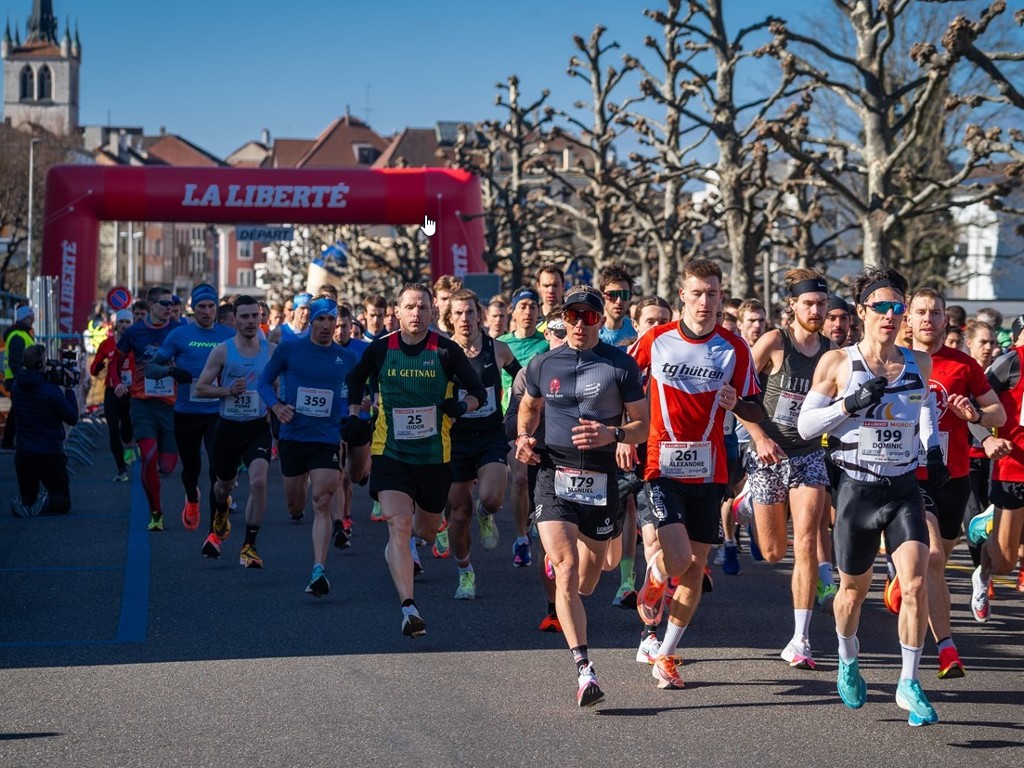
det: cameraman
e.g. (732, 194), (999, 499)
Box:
(9, 345), (78, 517)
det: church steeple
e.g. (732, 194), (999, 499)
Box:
(26, 0), (58, 44)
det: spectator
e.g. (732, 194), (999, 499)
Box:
(2, 304), (35, 451)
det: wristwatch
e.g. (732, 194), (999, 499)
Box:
(614, 427), (625, 443)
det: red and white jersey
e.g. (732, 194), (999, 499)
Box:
(631, 321), (759, 484)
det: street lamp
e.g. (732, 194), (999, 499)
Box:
(26, 137), (42, 291)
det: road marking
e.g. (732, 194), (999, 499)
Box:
(114, 462), (150, 643)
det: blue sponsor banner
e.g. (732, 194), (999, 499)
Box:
(236, 225), (295, 242)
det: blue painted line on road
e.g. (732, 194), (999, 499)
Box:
(114, 462), (149, 643)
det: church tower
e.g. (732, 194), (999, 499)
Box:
(2, 0), (80, 135)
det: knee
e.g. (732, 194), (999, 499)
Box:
(661, 551), (690, 577)
(249, 475), (268, 495)
(388, 514), (413, 537)
(899, 573), (927, 604)
(761, 544), (786, 564)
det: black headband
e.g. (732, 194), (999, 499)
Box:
(858, 279), (902, 305)
(826, 296), (851, 314)
(789, 278), (828, 298)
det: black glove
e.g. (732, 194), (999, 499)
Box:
(168, 367), (193, 384)
(440, 398), (469, 418)
(843, 375), (886, 415)
(926, 446), (950, 489)
(341, 417), (373, 447)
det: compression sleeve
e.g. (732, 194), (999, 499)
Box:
(503, 357), (523, 380)
(919, 390), (940, 451)
(797, 390), (849, 440)
(145, 353), (173, 380)
(968, 421), (993, 445)
(986, 349), (1019, 393)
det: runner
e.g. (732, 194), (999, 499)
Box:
(963, 320), (999, 569)
(257, 298), (359, 595)
(903, 288), (1004, 678)
(631, 259), (761, 692)
(268, 292), (310, 343)
(536, 263), (566, 323)
(433, 275), (461, 336)
(90, 310), (135, 481)
(824, 297), (852, 348)
(797, 266), (945, 726)
(361, 295), (388, 342)
(597, 264), (638, 349)
(444, 289), (520, 599)
(738, 269), (832, 669)
(344, 283), (486, 636)
(194, 295), (275, 565)
(516, 284), (648, 707)
(147, 284), (233, 532)
(114, 286), (181, 531)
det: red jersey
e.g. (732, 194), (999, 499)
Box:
(631, 322), (759, 484)
(915, 345), (992, 481)
(90, 336), (134, 390)
(992, 348), (1024, 482)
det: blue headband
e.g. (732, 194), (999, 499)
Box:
(293, 293), (313, 309)
(190, 284), (217, 306)
(308, 298), (338, 322)
(510, 288), (540, 309)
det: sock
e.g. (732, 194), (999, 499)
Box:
(837, 631), (859, 663)
(936, 637), (954, 653)
(619, 556), (635, 585)
(794, 609), (813, 642)
(458, 563), (474, 574)
(244, 525), (259, 546)
(515, 535), (529, 546)
(818, 562), (835, 586)
(570, 645), (589, 673)
(660, 621), (687, 657)
(900, 642), (923, 681)
(724, 538), (737, 547)
(332, 519), (342, 532)
(547, 601), (556, 615)
(186, 487), (199, 504)
(643, 624), (658, 637)
(401, 598), (416, 610)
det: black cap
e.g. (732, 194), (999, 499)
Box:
(563, 285), (604, 314)
(827, 296), (851, 314)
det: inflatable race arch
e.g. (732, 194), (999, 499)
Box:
(40, 166), (487, 334)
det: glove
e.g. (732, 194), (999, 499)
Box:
(341, 416), (373, 447)
(168, 367), (193, 384)
(926, 446), (950, 489)
(843, 376), (886, 415)
(440, 398), (469, 418)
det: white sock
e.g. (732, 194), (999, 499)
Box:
(724, 537), (736, 546)
(793, 609), (812, 642)
(458, 563), (474, 574)
(650, 558), (667, 584)
(900, 642), (923, 681)
(818, 562), (834, 586)
(660, 621), (687, 657)
(837, 631), (859, 663)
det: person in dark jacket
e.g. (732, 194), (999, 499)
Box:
(10, 345), (78, 516)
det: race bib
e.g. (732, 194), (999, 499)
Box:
(225, 390), (262, 420)
(190, 383), (219, 403)
(554, 467), (608, 506)
(917, 431), (949, 465)
(296, 387), (333, 418)
(459, 386), (496, 419)
(773, 391), (805, 428)
(858, 420), (915, 463)
(144, 376), (174, 397)
(121, 369), (133, 387)
(393, 406), (438, 440)
(659, 441), (712, 479)
(723, 412), (736, 436)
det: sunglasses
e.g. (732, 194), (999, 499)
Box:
(865, 301), (906, 316)
(154, 300), (174, 307)
(603, 289), (631, 302)
(548, 327), (567, 339)
(564, 308), (602, 327)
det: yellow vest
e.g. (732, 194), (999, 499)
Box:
(3, 328), (34, 380)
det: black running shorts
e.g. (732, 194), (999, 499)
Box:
(369, 454), (452, 514)
(450, 431), (510, 483)
(213, 418), (272, 481)
(637, 477), (725, 545)
(533, 465), (622, 541)
(920, 475), (971, 542)
(279, 439), (341, 477)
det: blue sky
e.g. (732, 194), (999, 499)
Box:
(3, 0), (785, 157)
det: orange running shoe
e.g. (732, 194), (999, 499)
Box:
(538, 612), (562, 633)
(651, 654), (685, 690)
(1017, 566), (1024, 594)
(637, 565), (668, 625)
(181, 498), (200, 531)
(884, 576), (902, 615)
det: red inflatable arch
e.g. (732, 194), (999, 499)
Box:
(40, 166), (487, 335)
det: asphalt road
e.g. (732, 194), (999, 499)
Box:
(0, 424), (1021, 768)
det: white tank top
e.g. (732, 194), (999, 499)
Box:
(829, 345), (927, 482)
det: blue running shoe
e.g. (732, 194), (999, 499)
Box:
(747, 524), (764, 562)
(837, 658), (867, 709)
(513, 539), (532, 568)
(722, 544), (740, 575)
(896, 678), (939, 726)
(968, 505), (994, 545)
(305, 565), (329, 597)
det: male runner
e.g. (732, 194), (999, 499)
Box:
(517, 285), (648, 707)
(345, 284), (486, 636)
(195, 295), (275, 565)
(536, 263), (566, 321)
(90, 310), (135, 481)
(361, 295), (388, 342)
(963, 320), (1000, 569)
(632, 259), (762, 691)
(331, 304), (370, 547)
(597, 263), (638, 349)
(268, 292), (310, 343)
(433, 275), (461, 336)
(798, 266), (946, 726)
(737, 298), (767, 347)
(824, 297), (852, 348)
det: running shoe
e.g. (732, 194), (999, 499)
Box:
(202, 532), (222, 558)
(836, 657), (866, 709)
(988, 578), (995, 599)
(636, 634), (662, 664)
(967, 504), (994, 545)
(747, 523), (763, 561)
(637, 564), (667, 625)
(181, 499), (200, 531)
(239, 543), (264, 569)
(10, 495), (31, 518)
(713, 548), (725, 566)
(1017, 565), (1024, 594)
(341, 516), (353, 536)
(432, 519), (450, 559)
(970, 565), (990, 622)
(651, 654), (685, 690)
(613, 580), (637, 609)
(212, 500), (231, 540)
(702, 566), (714, 594)
(289, 508), (304, 522)
(576, 662), (605, 707)
(817, 579), (839, 615)
(538, 612), (562, 633)
(147, 511), (164, 532)
(454, 570), (476, 600)
(884, 575), (902, 615)
(370, 501), (383, 522)
(896, 678), (939, 726)
(402, 605), (427, 637)
(477, 501), (499, 550)
(113, 471), (129, 483)
(305, 565), (329, 597)
(936, 646), (965, 680)
(722, 544), (740, 576)
(332, 520), (351, 550)
(123, 447), (136, 467)
(781, 638), (816, 670)
(410, 537), (423, 577)
(732, 484), (753, 526)
(512, 539), (532, 567)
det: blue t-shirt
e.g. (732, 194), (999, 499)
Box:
(155, 322), (235, 413)
(598, 318), (638, 349)
(117, 318), (181, 401)
(257, 337), (359, 445)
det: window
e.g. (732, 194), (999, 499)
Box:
(237, 241), (253, 260)
(37, 65), (52, 100)
(237, 269), (255, 287)
(20, 66), (34, 101)
(356, 145), (381, 165)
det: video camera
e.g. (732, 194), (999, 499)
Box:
(45, 348), (82, 388)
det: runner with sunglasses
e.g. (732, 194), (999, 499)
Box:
(515, 285), (648, 707)
(798, 267), (946, 726)
(597, 264), (637, 349)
